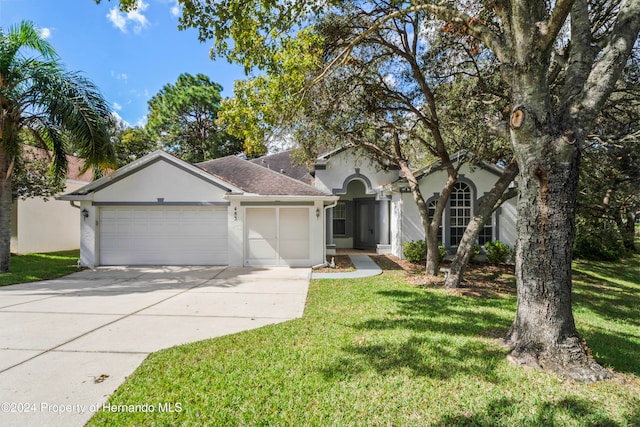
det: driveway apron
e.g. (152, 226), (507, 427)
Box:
(0, 266), (310, 427)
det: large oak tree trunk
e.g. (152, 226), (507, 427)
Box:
(504, 126), (611, 381)
(500, 40), (613, 378)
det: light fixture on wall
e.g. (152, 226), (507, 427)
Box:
(234, 207), (238, 221)
(81, 208), (89, 220)
(315, 208), (320, 219)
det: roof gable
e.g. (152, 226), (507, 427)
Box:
(60, 151), (240, 200)
(198, 155), (331, 197)
(396, 152), (506, 186)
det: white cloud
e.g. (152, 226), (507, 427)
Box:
(110, 111), (131, 128)
(113, 72), (128, 81)
(38, 27), (52, 39)
(107, 0), (150, 34)
(170, 3), (180, 18)
(107, 8), (127, 32)
(135, 115), (148, 127)
(113, 102), (123, 111)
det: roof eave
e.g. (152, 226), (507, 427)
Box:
(225, 194), (338, 202)
(56, 193), (93, 201)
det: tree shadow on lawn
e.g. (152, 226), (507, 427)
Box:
(571, 264), (640, 375)
(320, 284), (640, 380)
(582, 327), (640, 376)
(320, 289), (512, 382)
(435, 395), (640, 427)
(574, 257), (640, 289)
(573, 265), (640, 326)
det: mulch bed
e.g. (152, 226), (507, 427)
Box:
(313, 255), (355, 273)
(314, 253), (516, 298)
(370, 254), (517, 298)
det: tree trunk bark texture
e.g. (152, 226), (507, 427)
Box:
(0, 147), (12, 273)
(425, 175), (457, 276)
(505, 131), (611, 381)
(397, 158), (454, 277)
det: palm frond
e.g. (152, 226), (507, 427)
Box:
(1, 20), (115, 180)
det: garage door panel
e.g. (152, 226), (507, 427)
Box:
(279, 239), (309, 260)
(246, 208), (277, 239)
(279, 209), (309, 240)
(100, 207), (227, 265)
(245, 207), (312, 266)
(246, 240), (277, 260)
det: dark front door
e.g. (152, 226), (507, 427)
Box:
(354, 198), (376, 249)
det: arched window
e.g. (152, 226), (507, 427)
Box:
(450, 182), (471, 246)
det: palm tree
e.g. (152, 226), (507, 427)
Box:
(0, 21), (115, 272)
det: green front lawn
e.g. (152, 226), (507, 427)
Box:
(0, 250), (81, 287)
(90, 256), (639, 426)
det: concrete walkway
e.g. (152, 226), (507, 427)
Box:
(0, 266), (310, 427)
(311, 254), (382, 279)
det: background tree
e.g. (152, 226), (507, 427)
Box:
(0, 21), (115, 272)
(115, 127), (157, 167)
(146, 73), (244, 162)
(107, 113), (158, 168)
(107, 0), (640, 381)
(575, 139), (639, 259)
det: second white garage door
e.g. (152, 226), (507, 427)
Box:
(99, 206), (228, 265)
(245, 207), (310, 266)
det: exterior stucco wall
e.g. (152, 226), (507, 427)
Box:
(77, 157), (329, 268)
(93, 159), (229, 203)
(11, 180), (87, 255)
(316, 148), (398, 251)
(394, 163), (517, 258)
(315, 148), (399, 197)
(79, 201), (98, 267)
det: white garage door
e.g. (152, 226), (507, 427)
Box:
(99, 206), (228, 265)
(245, 207), (310, 266)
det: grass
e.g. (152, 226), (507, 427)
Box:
(89, 255), (640, 426)
(0, 250), (81, 287)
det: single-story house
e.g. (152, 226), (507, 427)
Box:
(59, 151), (337, 267)
(11, 147), (94, 254)
(60, 147), (517, 267)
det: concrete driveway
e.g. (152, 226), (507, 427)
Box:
(0, 266), (310, 427)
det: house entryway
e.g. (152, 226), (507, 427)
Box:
(354, 198), (377, 250)
(326, 176), (391, 255)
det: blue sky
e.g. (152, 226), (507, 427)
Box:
(0, 0), (246, 127)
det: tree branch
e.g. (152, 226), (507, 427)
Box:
(537, 0), (575, 54)
(571, 0), (640, 128)
(311, 2), (509, 87)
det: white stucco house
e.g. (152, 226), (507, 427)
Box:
(11, 148), (94, 254)
(59, 147), (517, 267)
(315, 146), (517, 258)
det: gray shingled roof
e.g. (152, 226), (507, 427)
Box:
(249, 150), (314, 185)
(197, 155), (330, 197)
